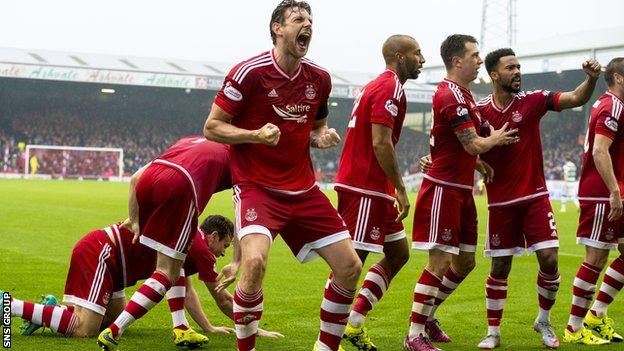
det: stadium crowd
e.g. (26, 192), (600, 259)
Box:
(1, 110), (584, 181)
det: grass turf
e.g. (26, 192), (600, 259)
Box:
(0, 179), (622, 350)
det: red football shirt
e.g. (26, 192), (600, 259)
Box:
(183, 230), (219, 283)
(152, 136), (231, 213)
(578, 91), (624, 200)
(334, 70), (406, 200)
(424, 79), (481, 190)
(478, 90), (561, 207)
(214, 49), (332, 193)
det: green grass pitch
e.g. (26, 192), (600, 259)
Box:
(0, 179), (622, 350)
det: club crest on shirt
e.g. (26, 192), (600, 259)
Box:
(605, 117), (619, 132)
(491, 233), (501, 247)
(369, 227), (381, 240)
(223, 81), (243, 101)
(441, 228), (452, 242)
(102, 292), (111, 305)
(512, 110), (523, 123)
(305, 84), (317, 100)
(385, 100), (399, 117)
(245, 208), (258, 222)
(606, 228), (615, 241)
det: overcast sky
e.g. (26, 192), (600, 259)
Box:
(1, 0), (622, 73)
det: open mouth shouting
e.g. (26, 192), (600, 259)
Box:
(296, 32), (311, 51)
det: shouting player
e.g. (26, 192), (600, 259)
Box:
(564, 57), (624, 345)
(204, 2), (361, 351)
(471, 49), (600, 349)
(334, 34), (425, 351)
(404, 34), (518, 351)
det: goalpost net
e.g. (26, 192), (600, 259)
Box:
(24, 145), (124, 180)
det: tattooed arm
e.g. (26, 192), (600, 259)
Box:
(454, 123), (519, 155)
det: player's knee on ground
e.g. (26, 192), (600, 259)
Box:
(70, 306), (104, 338)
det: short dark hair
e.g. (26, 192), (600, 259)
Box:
(200, 215), (234, 240)
(485, 48), (516, 74)
(440, 34), (478, 69)
(269, 0), (312, 45)
(605, 57), (624, 87)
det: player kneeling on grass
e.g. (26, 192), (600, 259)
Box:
(4, 215), (282, 347)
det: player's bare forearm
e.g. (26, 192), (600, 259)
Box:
(204, 103), (265, 144)
(184, 279), (213, 331)
(455, 127), (491, 155)
(206, 282), (234, 320)
(592, 143), (620, 193)
(204, 117), (260, 144)
(372, 125), (405, 192)
(127, 164), (148, 230)
(559, 59), (601, 109)
(559, 76), (598, 110)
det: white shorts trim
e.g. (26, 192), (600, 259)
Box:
(459, 244), (476, 252)
(577, 237), (619, 250)
(352, 241), (384, 253)
(488, 192), (549, 208)
(334, 183), (396, 201)
(423, 174), (473, 190)
(63, 295), (106, 315)
(238, 225), (273, 243)
(527, 239), (559, 253)
(484, 247), (525, 257)
(412, 242), (459, 255)
(296, 231), (351, 263)
(385, 230), (406, 243)
(139, 235), (186, 261)
(112, 290), (125, 299)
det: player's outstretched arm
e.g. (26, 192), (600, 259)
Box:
(310, 118), (340, 149)
(593, 134), (623, 221)
(558, 59), (602, 110)
(122, 163), (149, 241)
(202, 280), (284, 338)
(184, 278), (234, 334)
(204, 103), (281, 146)
(371, 123), (409, 222)
(455, 123), (519, 156)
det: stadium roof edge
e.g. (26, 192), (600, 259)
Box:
(420, 26), (624, 84)
(0, 46), (436, 103)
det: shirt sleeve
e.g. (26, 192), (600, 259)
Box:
(595, 106), (618, 140)
(443, 101), (474, 132)
(370, 83), (402, 129)
(213, 64), (254, 118)
(545, 91), (562, 112)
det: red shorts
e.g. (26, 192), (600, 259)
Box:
(137, 164), (197, 260)
(485, 196), (559, 257)
(577, 201), (624, 250)
(337, 191), (405, 253)
(63, 230), (125, 315)
(233, 183), (350, 263)
(412, 179), (477, 255)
